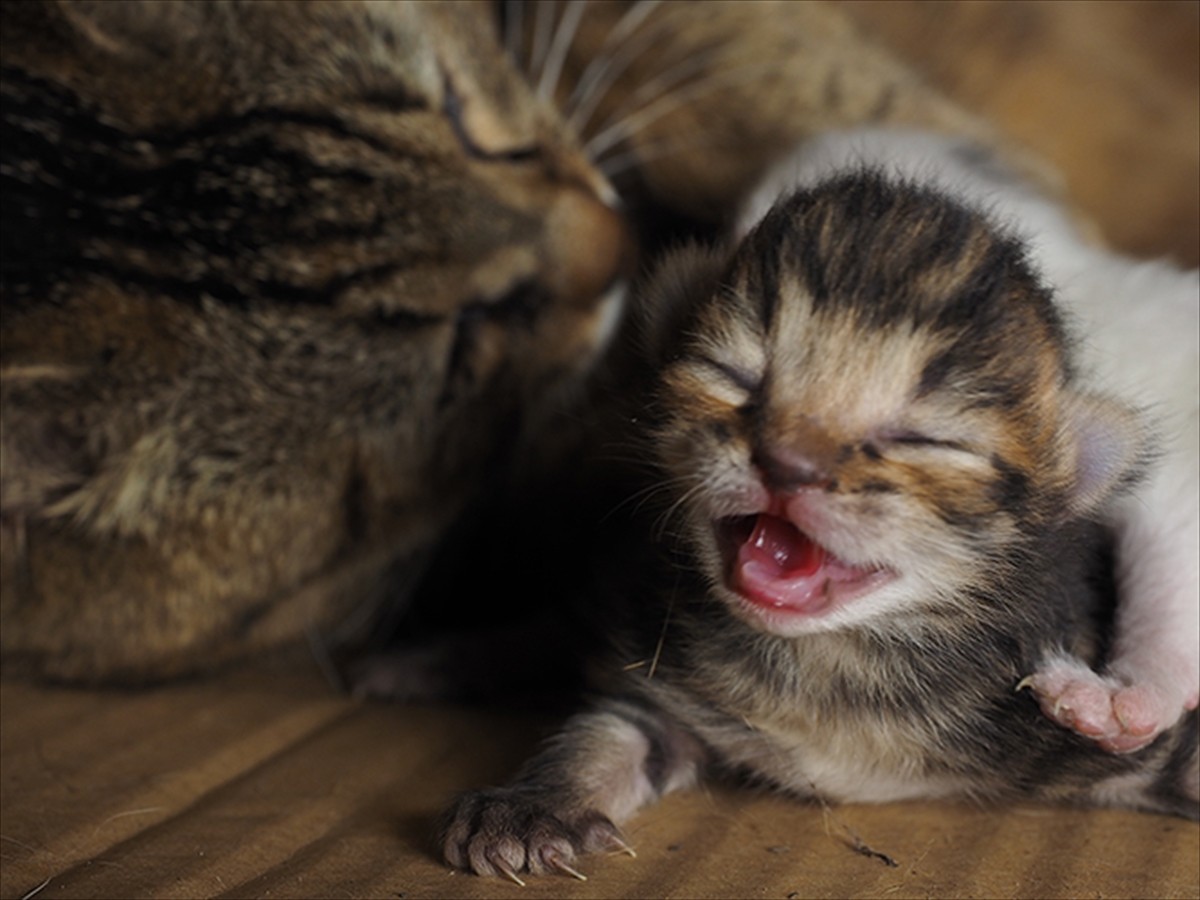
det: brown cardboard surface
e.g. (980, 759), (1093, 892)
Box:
(2, 666), (1198, 900)
(2, 2), (1199, 899)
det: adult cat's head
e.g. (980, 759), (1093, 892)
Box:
(0, 0), (626, 680)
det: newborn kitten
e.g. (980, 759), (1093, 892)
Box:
(742, 128), (1200, 755)
(440, 168), (1199, 882)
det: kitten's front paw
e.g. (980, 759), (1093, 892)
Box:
(441, 788), (630, 883)
(1022, 659), (1195, 753)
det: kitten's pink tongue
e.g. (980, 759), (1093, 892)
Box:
(744, 514), (824, 576)
(733, 514), (831, 613)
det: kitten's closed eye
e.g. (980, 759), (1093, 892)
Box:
(697, 358), (761, 394)
(881, 430), (969, 452)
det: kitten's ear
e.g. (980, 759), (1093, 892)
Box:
(1060, 392), (1151, 517)
(637, 242), (730, 367)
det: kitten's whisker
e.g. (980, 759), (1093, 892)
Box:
(653, 479), (707, 542)
(537, 0), (588, 103)
(586, 60), (779, 159)
(646, 583), (677, 680)
(567, 5), (672, 135)
(602, 474), (697, 524)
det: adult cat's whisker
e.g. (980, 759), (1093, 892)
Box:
(537, 0), (587, 102)
(503, 0), (525, 60)
(528, 0), (558, 80)
(585, 60), (780, 159)
(563, 0), (662, 124)
(595, 48), (718, 138)
(566, 5), (673, 134)
(597, 132), (724, 180)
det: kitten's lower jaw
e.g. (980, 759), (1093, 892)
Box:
(717, 513), (894, 630)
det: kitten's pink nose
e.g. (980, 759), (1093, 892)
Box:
(752, 447), (833, 492)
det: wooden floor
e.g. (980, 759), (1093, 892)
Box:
(2, 3), (1198, 899)
(3, 665), (1198, 900)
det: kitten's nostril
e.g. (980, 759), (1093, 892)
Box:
(752, 447), (830, 491)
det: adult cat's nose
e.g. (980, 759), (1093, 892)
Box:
(542, 185), (630, 308)
(752, 446), (834, 492)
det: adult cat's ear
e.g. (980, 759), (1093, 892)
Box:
(636, 242), (731, 368)
(1060, 392), (1153, 517)
(1, 395), (95, 529)
(55, 0), (209, 54)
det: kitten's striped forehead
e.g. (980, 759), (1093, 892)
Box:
(723, 172), (1071, 408)
(735, 172), (1065, 343)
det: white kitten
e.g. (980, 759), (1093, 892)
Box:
(740, 128), (1199, 752)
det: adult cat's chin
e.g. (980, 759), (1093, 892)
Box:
(714, 513), (896, 635)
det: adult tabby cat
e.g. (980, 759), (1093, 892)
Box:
(0, 0), (1001, 682)
(440, 158), (1199, 882)
(0, 0), (629, 681)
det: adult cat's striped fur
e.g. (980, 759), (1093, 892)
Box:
(0, 0), (629, 681)
(439, 169), (1198, 881)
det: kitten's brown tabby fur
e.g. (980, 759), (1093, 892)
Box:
(1, 1), (1018, 682)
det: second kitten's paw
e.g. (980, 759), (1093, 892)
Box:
(441, 788), (631, 883)
(1022, 659), (1194, 753)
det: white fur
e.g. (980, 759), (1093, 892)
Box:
(740, 128), (1200, 742)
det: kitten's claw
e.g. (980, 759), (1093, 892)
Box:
(548, 856), (589, 881)
(1023, 658), (1194, 753)
(606, 834), (638, 858)
(441, 788), (624, 880)
(494, 858), (526, 887)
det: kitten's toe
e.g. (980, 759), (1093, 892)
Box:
(1096, 684), (1173, 752)
(1024, 661), (1122, 738)
(441, 788), (624, 880)
(1024, 658), (1188, 753)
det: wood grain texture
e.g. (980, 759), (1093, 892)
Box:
(2, 667), (1198, 900)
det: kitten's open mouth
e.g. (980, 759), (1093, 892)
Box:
(717, 513), (893, 620)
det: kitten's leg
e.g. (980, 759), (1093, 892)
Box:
(1027, 452), (1200, 753)
(1101, 466), (1200, 748)
(1036, 251), (1199, 753)
(441, 698), (705, 880)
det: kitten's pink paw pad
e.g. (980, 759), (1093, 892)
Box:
(1021, 664), (1169, 754)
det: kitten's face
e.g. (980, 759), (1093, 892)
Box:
(650, 175), (1125, 637)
